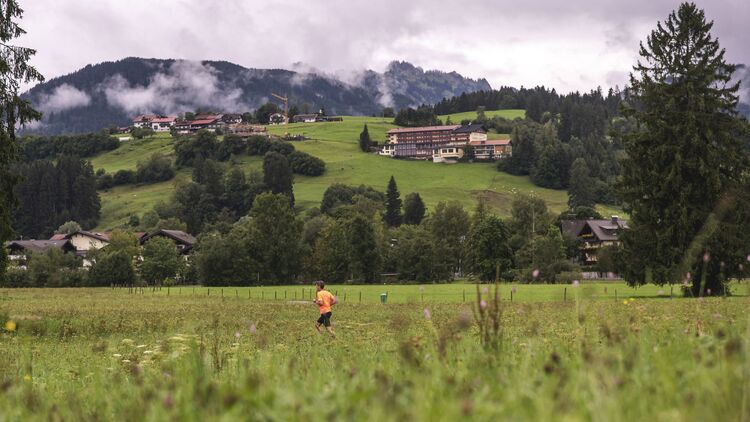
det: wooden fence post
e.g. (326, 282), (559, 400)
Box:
(564, 287), (567, 302)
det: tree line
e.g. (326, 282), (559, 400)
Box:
(18, 132), (120, 160)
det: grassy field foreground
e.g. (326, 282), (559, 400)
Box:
(0, 286), (748, 420)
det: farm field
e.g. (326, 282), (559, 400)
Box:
(0, 285), (747, 420)
(92, 113), (621, 230)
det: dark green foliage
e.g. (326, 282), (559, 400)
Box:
(568, 158), (596, 208)
(501, 121), (542, 176)
(389, 224), (436, 282)
(13, 156), (100, 238)
(426, 201), (470, 279)
(246, 136), (272, 155)
(140, 236), (184, 285)
(136, 153), (175, 184)
(174, 130), (218, 166)
(18, 132), (119, 160)
(618, 3), (749, 295)
(114, 169), (137, 185)
(384, 176), (402, 227)
(393, 106), (440, 127)
(0, 1), (44, 284)
(320, 184), (384, 215)
(245, 193), (303, 283)
(26, 249), (85, 287)
(382, 107), (395, 118)
(466, 214), (514, 281)
(287, 151), (325, 176)
(268, 141), (295, 156)
(359, 124), (371, 152)
(88, 250), (136, 286)
(403, 192), (426, 225)
(347, 215), (381, 283)
(130, 127), (154, 139)
(530, 141), (571, 189)
(311, 219), (351, 283)
(515, 227), (578, 283)
(56, 221), (81, 235)
(262, 152), (294, 205)
(215, 134), (247, 161)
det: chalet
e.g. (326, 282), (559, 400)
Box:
(132, 115), (176, 131)
(188, 117), (224, 132)
(5, 239), (76, 268)
(560, 216), (629, 268)
(221, 114), (242, 124)
(292, 114), (318, 123)
(140, 229), (196, 255)
(61, 231), (110, 257)
(450, 124), (487, 143)
(269, 113), (287, 125)
(469, 139), (512, 160)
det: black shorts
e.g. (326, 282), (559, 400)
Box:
(317, 312), (332, 327)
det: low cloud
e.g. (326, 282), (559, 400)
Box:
(38, 83), (91, 113)
(100, 60), (246, 115)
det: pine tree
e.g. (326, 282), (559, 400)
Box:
(0, 0), (43, 280)
(403, 192), (426, 225)
(384, 176), (402, 227)
(619, 3), (749, 296)
(358, 124), (372, 152)
(567, 158), (596, 209)
(262, 151), (295, 206)
(348, 215), (381, 283)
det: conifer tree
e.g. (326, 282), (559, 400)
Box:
(403, 192), (426, 225)
(567, 158), (596, 209)
(384, 176), (402, 227)
(619, 3), (749, 295)
(358, 124), (372, 152)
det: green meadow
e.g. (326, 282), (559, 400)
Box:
(91, 113), (620, 230)
(0, 285), (747, 420)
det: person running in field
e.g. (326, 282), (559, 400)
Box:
(313, 280), (337, 337)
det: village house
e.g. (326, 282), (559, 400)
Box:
(560, 216), (629, 276)
(132, 115), (177, 132)
(221, 114), (242, 124)
(290, 113), (343, 123)
(4, 239), (76, 268)
(140, 229), (196, 255)
(469, 139), (512, 160)
(174, 114), (225, 134)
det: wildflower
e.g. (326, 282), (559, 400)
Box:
(136, 344), (147, 349)
(623, 300), (629, 305)
(5, 320), (16, 332)
(746, 254), (750, 262)
(423, 308), (431, 320)
(511, 287), (517, 294)
(23, 375), (31, 382)
(122, 359), (131, 363)
(479, 300), (487, 310)
(235, 331), (241, 340)
(143, 350), (153, 355)
(706, 288), (712, 295)
(702, 252), (710, 263)
(572, 280), (579, 288)
(532, 269), (540, 278)
(482, 286), (488, 294)
(248, 324), (257, 334)
(607, 272), (615, 279)
(112, 354), (122, 358)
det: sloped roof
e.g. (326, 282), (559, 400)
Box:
(5, 239), (74, 253)
(469, 139), (511, 146)
(388, 125), (459, 134)
(190, 119), (220, 125)
(49, 233), (67, 241)
(560, 220), (587, 240)
(67, 231), (110, 242)
(560, 218), (629, 241)
(452, 124), (486, 134)
(141, 229), (196, 246)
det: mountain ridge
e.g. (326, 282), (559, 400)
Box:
(23, 57), (492, 135)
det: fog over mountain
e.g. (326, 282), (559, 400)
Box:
(23, 57), (491, 134)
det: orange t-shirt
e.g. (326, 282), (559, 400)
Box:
(316, 290), (334, 314)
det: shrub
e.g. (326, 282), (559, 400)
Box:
(288, 151), (325, 176)
(136, 153), (175, 184)
(113, 169), (136, 185)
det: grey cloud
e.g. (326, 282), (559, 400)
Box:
(38, 83), (91, 112)
(18, 0), (750, 94)
(100, 60), (245, 114)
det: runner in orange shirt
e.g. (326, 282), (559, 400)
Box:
(313, 280), (337, 337)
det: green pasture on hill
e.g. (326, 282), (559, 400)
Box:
(92, 113), (621, 230)
(438, 108), (526, 123)
(0, 286), (747, 419)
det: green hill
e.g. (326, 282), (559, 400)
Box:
(438, 108), (525, 123)
(91, 115), (619, 230)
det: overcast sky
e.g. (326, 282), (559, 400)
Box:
(17, 0), (750, 93)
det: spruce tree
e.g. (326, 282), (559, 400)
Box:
(358, 124), (372, 152)
(567, 158), (596, 209)
(619, 3), (749, 296)
(0, 1), (43, 281)
(384, 176), (402, 227)
(403, 192), (426, 225)
(262, 151), (295, 206)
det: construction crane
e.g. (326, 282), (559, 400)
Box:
(271, 92), (289, 136)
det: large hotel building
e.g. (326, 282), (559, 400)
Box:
(379, 124), (511, 162)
